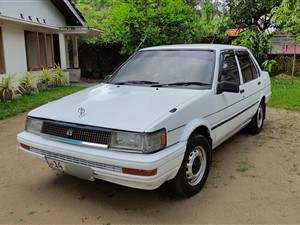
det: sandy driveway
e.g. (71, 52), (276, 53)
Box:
(0, 107), (300, 224)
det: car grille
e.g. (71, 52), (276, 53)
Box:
(30, 147), (122, 173)
(41, 121), (112, 146)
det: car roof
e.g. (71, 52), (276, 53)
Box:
(140, 44), (248, 52)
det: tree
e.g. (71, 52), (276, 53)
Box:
(102, 0), (200, 54)
(272, 0), (300, 76)
(232, 30), (271, 65)
(272, 0), (300, 39)
(75, 0), (113, 29)
(228, 0), (282, 30)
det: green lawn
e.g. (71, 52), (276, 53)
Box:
(0, 86), (84, 120)
(268, 76), (300, 111)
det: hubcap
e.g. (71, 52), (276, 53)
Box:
(186, 146), (207, 186)
(257, 105), (263, 129)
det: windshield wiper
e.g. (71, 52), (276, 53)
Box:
(152, 82), (210, 87)
(111, 80), (159, 85)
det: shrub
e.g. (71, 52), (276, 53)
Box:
(17, 71), (37, 96)
(0, 74), (15, 102)
(51, 64), (68, 87)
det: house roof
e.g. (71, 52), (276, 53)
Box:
(59, 26), (104, 36)
(0, 0), (103, 35)
(51, 0), (85, 26)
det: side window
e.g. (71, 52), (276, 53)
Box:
(219, 53), (240, 84)
(237, 54), (259, 83)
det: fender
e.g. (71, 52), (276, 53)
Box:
(179, 118), (213, 143)
(261, 71), (272, 102)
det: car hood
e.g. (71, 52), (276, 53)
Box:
(29, 84), (204, 132)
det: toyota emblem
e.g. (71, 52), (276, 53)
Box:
(78, 107), (86, 118)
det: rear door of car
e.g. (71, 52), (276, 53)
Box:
(235, 51), (262, 121)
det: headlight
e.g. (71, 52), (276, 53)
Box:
(25, 117), (43, 135)
(110, 129), (166, 153)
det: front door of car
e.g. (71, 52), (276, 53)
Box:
(209, 51), (248, 147)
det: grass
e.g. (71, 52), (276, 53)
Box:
(236, 160), (254, 172)
(268, 76), (300, 111)
(0, 86), (84, 120)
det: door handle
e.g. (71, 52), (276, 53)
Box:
(258, 81), (261, 85)
(240, 89), (245, 94)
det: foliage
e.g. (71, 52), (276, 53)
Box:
(39, 68), (52, 84)
(272, 0), (300, 39)
(17, 72), (37, 96)
(268, 76), (300, 111)
(75, 0), (112, 44)
(0, 74), (15, 102)
(262, 59), (277, 75)
(51, 64), (69, 87)
(197, 0), (220, 20)
(78, 40), (128, 77)
(271, 0), (300, 76)
(0, 86), (84, 120)
(76, 0), (112, 29)
(37, 68), (52, 91)
(232, 30), (271, 64)
(272, 55), (294, 75)
(102, 0), (200, 54)
(183, 0), (198, 9)
(195, 16), (232, 44)
(228, 0), (282, 30)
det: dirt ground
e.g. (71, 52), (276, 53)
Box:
(0, 107), (300, 224)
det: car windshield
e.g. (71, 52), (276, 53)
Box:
(108, 50), (215, 88)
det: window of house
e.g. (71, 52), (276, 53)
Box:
(0, 27), (5, 74)
(25, 31), (54, 70)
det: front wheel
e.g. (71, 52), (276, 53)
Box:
(247, 101), (265, 134)
(168, 134), (211, 197)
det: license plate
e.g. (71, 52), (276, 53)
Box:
(46, 158), (67, 171)
(46, 158), (94, 181)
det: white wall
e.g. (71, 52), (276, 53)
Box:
(1, 21), (27, 76)
(0, 0), (66, 27)
(0, 0), (75, 86)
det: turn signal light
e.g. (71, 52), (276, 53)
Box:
(20, 143), (30, 151)
(122, 168), (157, 176)
(161, 132), (166, 146)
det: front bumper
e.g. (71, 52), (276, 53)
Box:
(17, 131), (186, 190)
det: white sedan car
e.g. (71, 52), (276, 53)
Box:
(17, 44), (271, 196)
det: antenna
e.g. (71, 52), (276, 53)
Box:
(133, 35), (147, 54)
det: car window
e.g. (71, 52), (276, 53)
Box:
(237, 54), (259, 83)
(110, 50), (215, 87)
(219, 53), (240, 84)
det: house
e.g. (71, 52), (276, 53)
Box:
(270, 32), (300, 55)
(0, 0), (102, 83)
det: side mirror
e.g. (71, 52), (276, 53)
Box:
(217, 81), (239, 94)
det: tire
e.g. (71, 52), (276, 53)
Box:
(247, 101), (265, 134)
(168, 134), (211, 197)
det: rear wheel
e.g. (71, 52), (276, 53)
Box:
(247, 101), (265, 134)
(168, 134), (211, 197)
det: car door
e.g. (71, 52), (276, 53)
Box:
(209, 50), (248, 147)
(236, 51), (262, 121)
